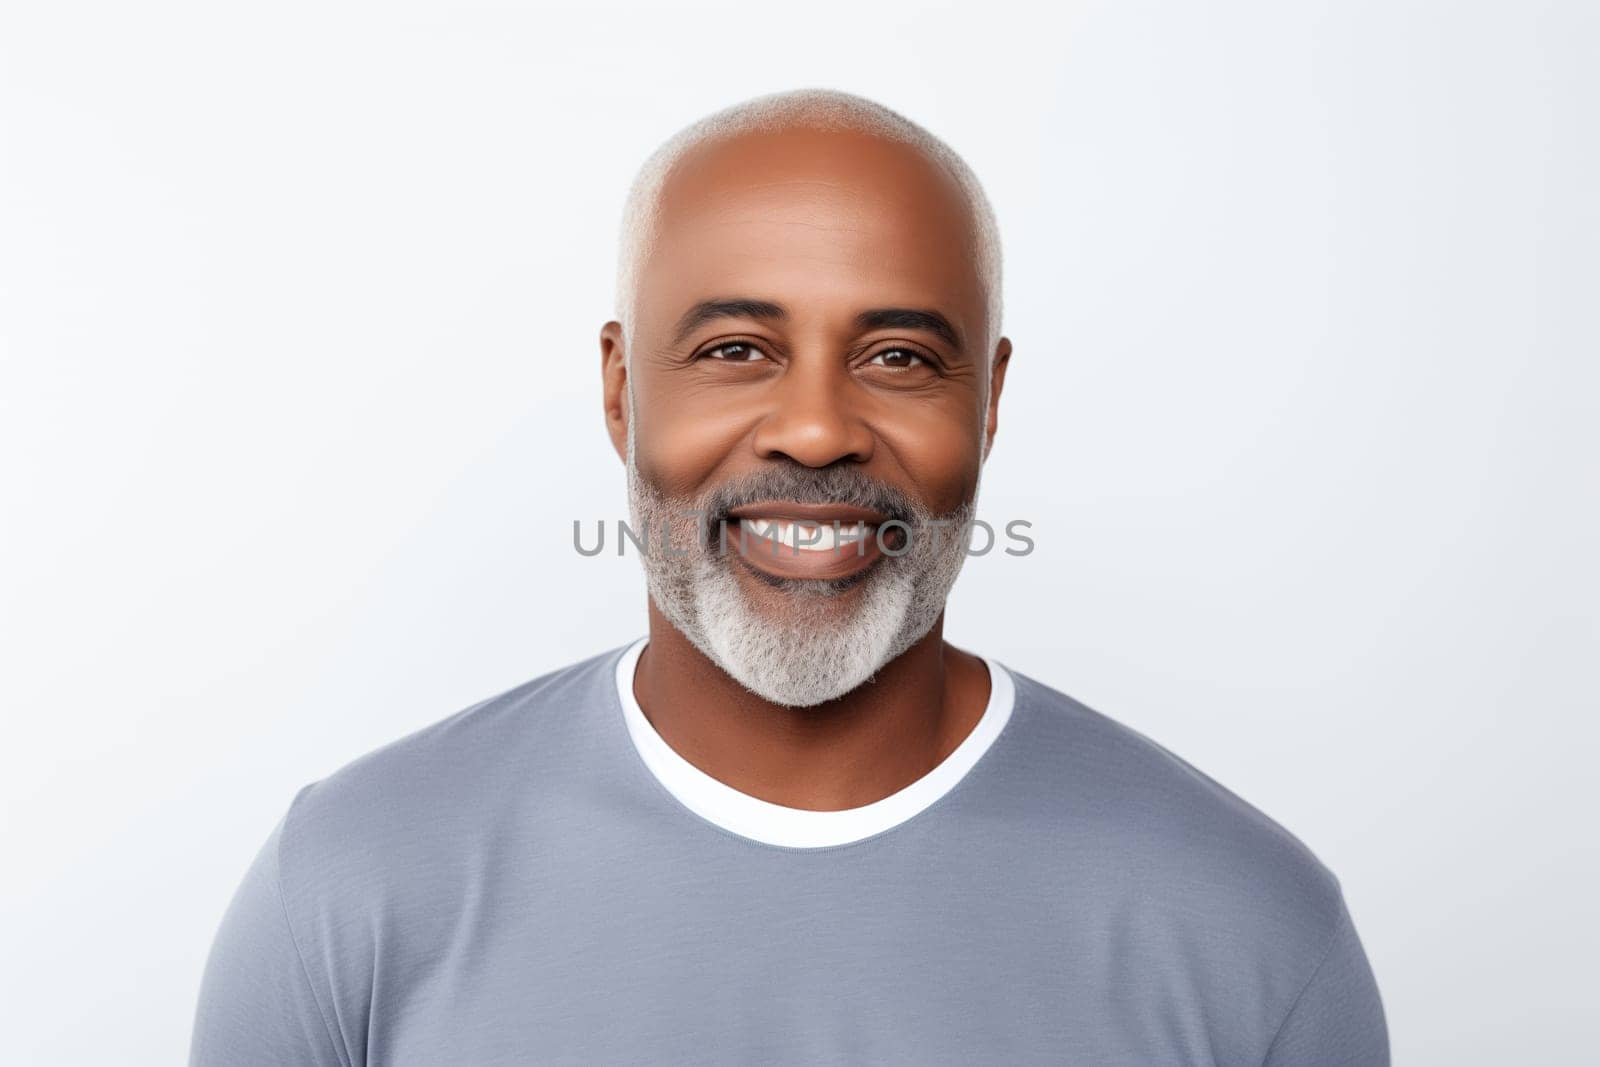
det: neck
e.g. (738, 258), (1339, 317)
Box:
(631, 599), (992, 811)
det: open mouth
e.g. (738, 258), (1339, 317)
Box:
(720, 502), (898, 581)
(736, 518), (874, 553)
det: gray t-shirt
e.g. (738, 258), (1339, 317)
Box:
(190, 639), (1388, 1065)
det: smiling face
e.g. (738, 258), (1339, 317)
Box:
(601, 124), (1010, 706)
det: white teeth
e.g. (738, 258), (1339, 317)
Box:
(739, 518), (871, 552)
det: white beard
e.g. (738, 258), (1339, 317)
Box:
(625, 421), (978, 708)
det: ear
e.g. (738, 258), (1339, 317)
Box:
(600, 321), (630, 463)
(982, 336), (1013, 461)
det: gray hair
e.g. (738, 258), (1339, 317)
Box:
(612, 88), (1004, 361)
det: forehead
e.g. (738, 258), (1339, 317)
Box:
(637, 127), (987, 348)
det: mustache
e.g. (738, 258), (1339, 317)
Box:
(698, 463), (920, 529)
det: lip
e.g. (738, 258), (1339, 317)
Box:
(718, 502), (890, 583)
(724, 501), (893, 526)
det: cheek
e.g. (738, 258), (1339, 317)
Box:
(869, 395), (984, 513)
(631, 383), (756, 498)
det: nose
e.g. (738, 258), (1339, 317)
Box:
(750, 359), (875, 468)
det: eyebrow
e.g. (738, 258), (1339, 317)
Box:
(670, 298), (965, 352)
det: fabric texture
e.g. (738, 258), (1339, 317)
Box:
(190, 640), (1388, 1065)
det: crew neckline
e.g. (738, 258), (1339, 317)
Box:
(613, 636), (1016, 849)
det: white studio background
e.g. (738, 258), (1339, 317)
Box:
(2, 2), (1594, 1063)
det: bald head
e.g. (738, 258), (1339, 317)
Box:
(613, 89), (1003, 360)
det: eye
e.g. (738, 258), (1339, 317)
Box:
(867, 348), (928, 370)
(699, 341), (770, 363)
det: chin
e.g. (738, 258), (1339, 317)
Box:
(685, 558), (927, 707)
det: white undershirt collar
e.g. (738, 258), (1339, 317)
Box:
(614, 636), (1016, 848)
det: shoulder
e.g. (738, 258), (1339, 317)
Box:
(999, 665), (1348, 953)
(994, 666), (1384, 1062)
(274, 644), (624, 902)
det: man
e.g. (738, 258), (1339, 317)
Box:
(191, 89), (1388, 1064)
